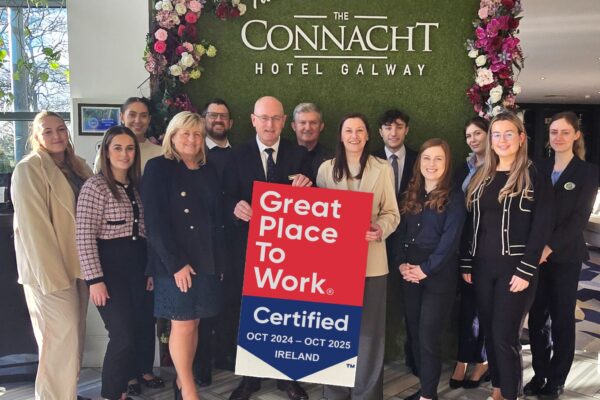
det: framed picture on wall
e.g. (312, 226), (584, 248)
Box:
(77, 103), (121, 136)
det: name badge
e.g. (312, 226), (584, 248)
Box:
(564, 182), (576, 190)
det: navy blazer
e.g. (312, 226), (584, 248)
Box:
(395, 187), (466, 277)
(538, 156), (598, 263)
(373, 145), (418, 264)
(373, 146), (418, 200)
(223, 137), (312, 214)
(142, 156), (227, 277)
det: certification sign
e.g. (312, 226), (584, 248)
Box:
(235, 182), (373, 386)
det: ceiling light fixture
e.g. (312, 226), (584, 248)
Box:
(585, 95), (591, 99)
(540, 77), (546, 80)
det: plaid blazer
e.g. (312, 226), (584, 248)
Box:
(76, 174), (146, 282)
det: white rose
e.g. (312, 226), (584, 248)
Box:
(237, 3), (247, 15)
(513, 84), (522, 94)
(155, 1), (163, 11)
(492, 106), (504, 116)
(475, 55), (487, 67)
(169, 64), (182, 76)
(468, 49), (479, 58)
(180, 52), (195, 68)
(475, 68), (494, 87)
(161, 1), (173, 11)
(489, 85), (503, 103)
(170, 14), (180, 25)
(231, 0), (240, 5)
(175, 3), (187, 15)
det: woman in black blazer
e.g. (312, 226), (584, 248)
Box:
(524, 111), (598, 399)
(142, 111), (226, 400)
(450, 117), (489, 389)
(462, 112), (553, 400)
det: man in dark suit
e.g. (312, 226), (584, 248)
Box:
(224, 96), (312, 400)
(291, 102), (333, 181)
(373, 108), (419, 375)
(194, 99), (235, 386)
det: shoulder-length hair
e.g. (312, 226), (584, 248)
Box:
(162, 111), (206, 166)
(332, 113), (370, 183)
(401, 138), (453, 214)
(549, 111), (586, 160)
(466, 111), (532, 209)
(98, 126), (141, 200)
(28, 110), (91, 180)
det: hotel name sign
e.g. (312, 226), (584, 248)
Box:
(239, 1), (440, 77)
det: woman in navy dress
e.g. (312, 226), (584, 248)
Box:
(142, 111), (226, 400)
(396, 138), (466, 400)
(524, 111), (598, 399)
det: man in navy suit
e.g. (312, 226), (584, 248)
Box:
(373, 108), (419, 375)
(224, 96), (312, 400)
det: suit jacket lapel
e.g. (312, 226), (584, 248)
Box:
(358, 158), (379, 194)
(554, 156), (580, 191)
(245, 139), (267, 181)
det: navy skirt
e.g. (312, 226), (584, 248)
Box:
(153, 273), (222, 321)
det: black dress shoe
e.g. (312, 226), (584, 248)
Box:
(77, 396), (91, 400)
(277, 381), (308, 400)
(403, 391), (420, 400)
(523, 376), (546, 396)
(539, 384), (564, 399)
(463, 371), (490, 389)
(127, 382), (142, 395)
(229, 378), (261, 400)
(449, 378), (463, 389)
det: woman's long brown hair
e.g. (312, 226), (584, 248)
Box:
(401, 138), (453, 214)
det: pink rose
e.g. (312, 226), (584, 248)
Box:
(188, 0), (202, 12)
(475, 26), (486, 40)
(176, 45), (186, 55)
(183, 42), (194, 52)
(154, 28), (168, 41)
(177, 25), (185, 37)
(185, 24), (196, 37)
(153, 41), (167, 54)
(502, 0), (515, 10)
(184, 11), (197, 24)
(478, 6), (489, 19)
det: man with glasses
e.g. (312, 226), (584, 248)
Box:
(224, 96), (312, 400)
(291, 102), (333, 182)
(193, 99), (236, 387)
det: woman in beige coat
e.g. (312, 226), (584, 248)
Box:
(11, 110), (92, 400)
(317, 113), (399, 400)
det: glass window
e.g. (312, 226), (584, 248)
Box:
(0, 3), (70, 169)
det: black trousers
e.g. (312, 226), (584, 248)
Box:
(135, 287), (156, 377)
(403, 267), (456, 399)
(528, 260), (581, 386)
(97, 239), (147, 400)
(473, 258), (537, 400)
(456, 279), (487, 363)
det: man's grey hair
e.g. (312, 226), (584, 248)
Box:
(292, 102), (322, 122)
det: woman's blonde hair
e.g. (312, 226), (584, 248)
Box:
(466, 111), (531, 209)
(28, 110), (91, 180)
(162, 111), (206, 166)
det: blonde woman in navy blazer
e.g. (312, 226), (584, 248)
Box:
(524, 112), (599, 399)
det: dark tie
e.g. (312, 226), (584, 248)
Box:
(390, 154), (399, 194)
(264, 148), (276, 182)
